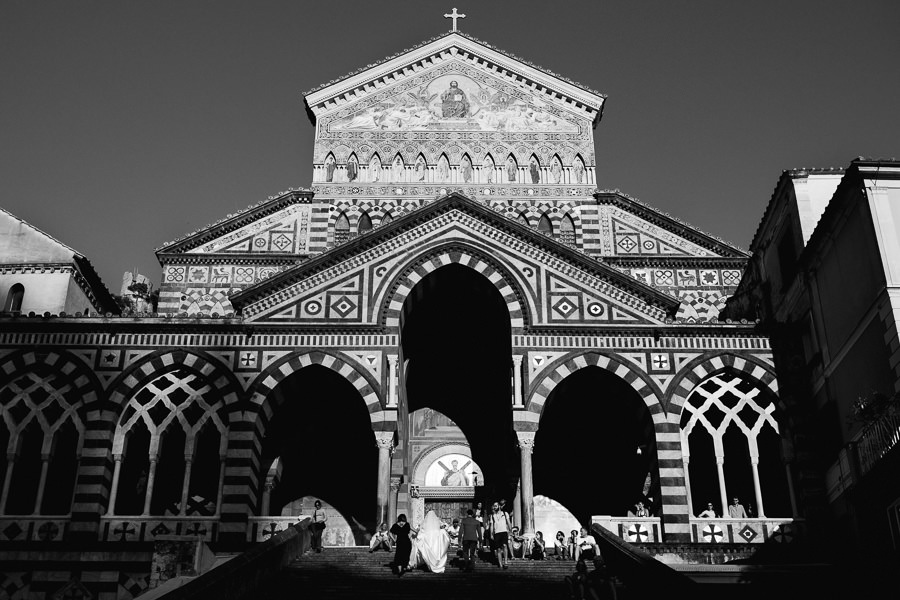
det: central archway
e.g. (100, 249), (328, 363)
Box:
(400, 263), (518, 507)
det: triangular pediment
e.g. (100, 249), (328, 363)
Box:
(304, 33), (605, 129)
(231, 193), (679, 327)
(595, 192), (749, 258)
(155, 190), (314, 256)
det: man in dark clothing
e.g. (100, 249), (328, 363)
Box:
(389, 514), (412, 575)
(460, 509), (483, 571)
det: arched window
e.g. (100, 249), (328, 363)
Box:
(324, 152), (337, 182)
(680, 372), (791, 519)
(380, 212), (393, 227)
(538, 213), (553, 237)
(559, 213), (576, 247)
(517, 213), (530, 227)
(505, 154), (518, 182)
(357, 212), (373, 235)
(334, 212), (351, 246)
(4, 283), (24, 313)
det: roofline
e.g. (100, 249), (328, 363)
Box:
(594, 191), (749, 258)
(303, 32), (605, 125)
(231, 192), (679, 315)
(155, 189), (314, 257)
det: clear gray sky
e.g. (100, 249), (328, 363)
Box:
(2, 1), (898, 289)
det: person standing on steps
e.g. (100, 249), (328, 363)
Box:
(488, 500), (512, 569)
(460, 509), (483, 572)
(310, 500), (327, 553)
(390, 514), (413, 575)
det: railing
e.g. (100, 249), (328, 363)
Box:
(154, 518), (312, 600)
(857, 411), (900, 475)
(590, 522), (696, 596)
(98, 516), (219, 542)
(688, 518), (803, 544)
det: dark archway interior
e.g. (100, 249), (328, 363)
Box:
(533, 366), (655, 524)
(723, 426), (754, 513)
(42, 420), (79, 515)
(116, 421), (150, 515)
(262, 364), (377, 538)
(758, 425), (791, 516)
(401, 263), (517, 500)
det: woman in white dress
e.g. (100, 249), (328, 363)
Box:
(408, 510), (450, 573)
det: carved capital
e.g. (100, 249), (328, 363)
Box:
(374, 431), (395, 451)
(390, 476), (401, 492)
(516, 431), (536, 453)
(512, 354), (524, 368)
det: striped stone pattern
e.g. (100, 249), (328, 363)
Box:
(307, 203), (333, 253)
(382, 247), (525, 329)
(666, 353), (780, 417)
(579, 203), (603, 256)
(521, 351), (699, 541)
(0, 350), (103, 539)
(216, 350), (388, 541)
(103, 350), (242, 538)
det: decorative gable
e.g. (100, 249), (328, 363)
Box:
(232, 194), (679, 327)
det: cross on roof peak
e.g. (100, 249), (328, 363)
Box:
(444, 7), (466, 32)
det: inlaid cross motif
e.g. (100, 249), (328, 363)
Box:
(444, 7), (466, 32)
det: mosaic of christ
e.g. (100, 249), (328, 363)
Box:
(332, 74), (578, 132)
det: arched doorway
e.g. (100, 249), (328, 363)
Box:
(260, 364), (377, 545)
(399, 263), (517, 519)
(533, 365), (657, 525)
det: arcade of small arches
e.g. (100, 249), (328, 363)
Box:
(314, 150), (594, 186)
(329, 201), (581, 248)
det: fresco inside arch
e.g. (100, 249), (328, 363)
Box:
(331, 74), (579, 133)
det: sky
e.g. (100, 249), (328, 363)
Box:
(2, 0), (899, 291)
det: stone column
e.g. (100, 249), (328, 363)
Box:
(32, 454), (51, 515)
(142, 458), (158, 516)
(389, 476), (401, 525)
(512, 355), (524, 407)
(106, 454), (124, 516)
(387, 355), (399, 408)
(513, 481), (522, 530)
(261, 480), (274, 516)
(179, 457), (194, 516)
(750, 459), (765, 518)
(682, 456), (693, 516)
(715, 456), (728, 518)
(516, 431), (536, 535)
(215, 459), (226, 515)
(0, 455), (14, 514)
(374, 431), (395, 526)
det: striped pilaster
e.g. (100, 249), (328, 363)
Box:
(655, 418), (691, 542)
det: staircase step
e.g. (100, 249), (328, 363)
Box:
(257, 547), (614, 599)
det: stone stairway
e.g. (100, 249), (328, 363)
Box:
(257, 546), (622, 599)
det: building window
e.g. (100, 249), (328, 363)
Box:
(334, 212), (351, 246)
(538, 214), (553, 237)
(559, 214), (576, 247)
(4, 283), (24, 313)
(357, 212), (373, 235)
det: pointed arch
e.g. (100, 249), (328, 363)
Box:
(559, 212), (576, 246)
(528, 153), (541, 184)
(379, 212), (393, 227)
(573, 154), (587, 184)
(482, 153), (496, 184)
(323, 152), (337, 183)
(437, 152), (451, 183)
(357, 211), (373, 235)
(391, 152), (405, 183)
(460, 153), (474, 183)
(379, 243), (528, 330)
(505, 153), (518, 182)
(537, 213), (553, 236)
(346, 152), (360, 183)
(368, 152), (382, 182)
(334, 211), (351, 246)
(414, 153), (428, 182)
(550, 154), (564, 184)
(517, 212), (531, 227)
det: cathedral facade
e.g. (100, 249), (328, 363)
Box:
(0, 32), (808, 598)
